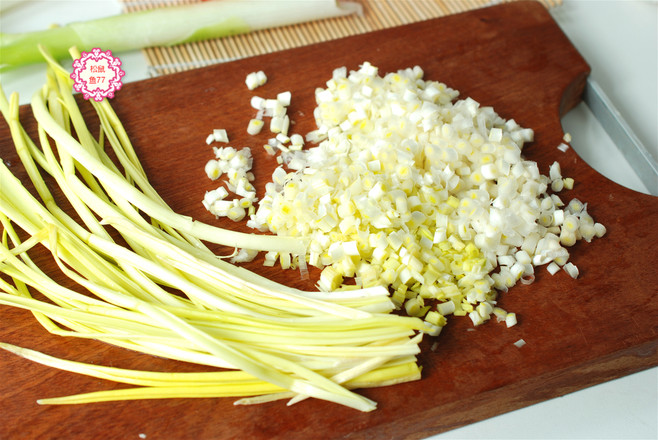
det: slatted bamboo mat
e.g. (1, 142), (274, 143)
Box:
(120, 0), (561, 76)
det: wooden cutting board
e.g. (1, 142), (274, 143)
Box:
(1, 2), (656, 439)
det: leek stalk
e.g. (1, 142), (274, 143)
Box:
(0, 0), (362, 71)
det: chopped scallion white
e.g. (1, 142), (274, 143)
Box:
(241, 62), (604, 331)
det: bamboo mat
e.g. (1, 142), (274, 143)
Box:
(120, 0), (562, 77)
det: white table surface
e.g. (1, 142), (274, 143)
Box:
(1, 1), (656, 439)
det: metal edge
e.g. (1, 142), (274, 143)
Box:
(583, 78), (658, 196)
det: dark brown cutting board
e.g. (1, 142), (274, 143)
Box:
(1, 2), (656, 439)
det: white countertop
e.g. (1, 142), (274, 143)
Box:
(1, 1), (656, 438)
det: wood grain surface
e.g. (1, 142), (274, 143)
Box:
(1, 2), (656, 439)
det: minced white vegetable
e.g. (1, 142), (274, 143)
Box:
(200, 62), (605, 332)
(202, 146), (257, 228)
(246, 70), (267, 90)
(557, 142), (570, 152)
(563, 262), (579, 279)
(242, 62), (605, 330)
(546, 261), (561, 275)
(505, 312), (518, 328)
(247, 119), (264, 135)
(246, 89), (299, 150)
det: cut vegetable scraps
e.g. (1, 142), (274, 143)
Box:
(209, 61), (606, 334)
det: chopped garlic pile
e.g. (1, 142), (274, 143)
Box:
(244, 62), (605, 332)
